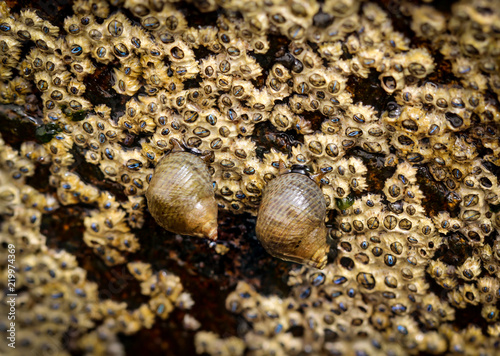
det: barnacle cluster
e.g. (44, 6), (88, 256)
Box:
(0, 137), (193, 355)
(1, 0), (500, 355)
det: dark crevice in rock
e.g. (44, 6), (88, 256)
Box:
(83, 63), (128, 119)
(347, 69), (391, 113)
(70, 145), (129, 201)
(425, 52), (462, 86)
(433, 231), (472, 266)
(0, 106), (39, 150)
(124, 210), (291, 352)
(8, 0), (74, 29)
(250, 34), (291, 86)
(416, 165), (456, 217)
(253, 121), (302, 159)
(192, 45), (213, 61)
(183, 74), (202, 90)
(25, 162), (52, 193)
(177, 1), (219, 28)
(347, 147), (395, 194)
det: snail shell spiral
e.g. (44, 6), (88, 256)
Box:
(256, 173), (330, 269)
(146, 151), (218, 240)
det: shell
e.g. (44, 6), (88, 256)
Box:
(255, 172), (330, 269)
(146, 151), (218, 240)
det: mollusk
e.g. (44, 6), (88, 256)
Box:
(146, 148), (218, 240)
(255, 164), (330, 269)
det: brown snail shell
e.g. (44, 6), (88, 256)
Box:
(146, 151), (218, 240)
(255, 171), (330, 269)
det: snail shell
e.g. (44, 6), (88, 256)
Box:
(146, 151), (218, 240)
(256, 172), (330, 269)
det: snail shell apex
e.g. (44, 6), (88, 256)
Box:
(146, 151), (218, 240)
(256, 173), (330, 269)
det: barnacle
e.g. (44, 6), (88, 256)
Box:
(1, 0), (500, 355)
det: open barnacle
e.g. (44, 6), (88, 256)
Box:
(410, 5), (446, 39)
(112, 66), (141, 95)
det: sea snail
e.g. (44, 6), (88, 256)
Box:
(256, 161), (330, 269)
(146, 139), (218, 240)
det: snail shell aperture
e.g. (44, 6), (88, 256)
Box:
(146, 151), (218, 240)
(255, 169), (330, 269)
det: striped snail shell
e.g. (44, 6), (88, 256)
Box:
(146, 142), (218, 240)
(256, 163), (330, 269)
